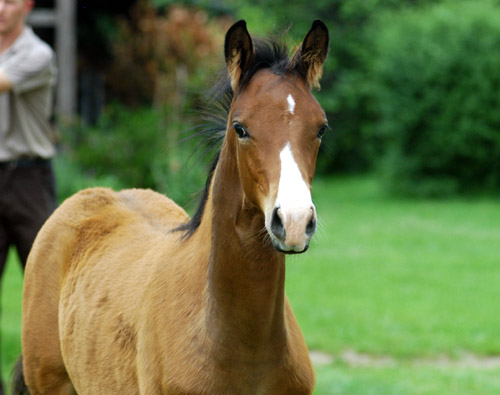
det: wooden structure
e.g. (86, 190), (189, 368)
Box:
(28, 0), (77, 121)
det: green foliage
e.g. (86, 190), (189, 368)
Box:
(61, 104), (211, 210)
(371, 1), (500, 196)
(55, 151), (125, 203)
(311, 0), (446, 174)
(70, 105), (168, 189)
(106, 2), (226, 109)
(73, 0), (500, 197)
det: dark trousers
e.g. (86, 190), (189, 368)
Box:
(0, 161), (57, 394)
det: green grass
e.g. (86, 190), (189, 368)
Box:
(286, 176), (500, 394)
(1, 252), (23, 392)
(2, 175), (500, 393)
(314, 363), (500, 395)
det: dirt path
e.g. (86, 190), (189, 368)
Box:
(310, 349), (500, 369)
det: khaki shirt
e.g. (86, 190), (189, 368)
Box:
(0, 27), (57, 161)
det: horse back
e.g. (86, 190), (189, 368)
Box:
(48, 187), (187, 263)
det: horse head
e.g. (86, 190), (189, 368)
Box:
(224, 20), (329, 254)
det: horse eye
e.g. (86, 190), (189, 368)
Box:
(317, 125), (328, 139)
(234, 123), (249, 139)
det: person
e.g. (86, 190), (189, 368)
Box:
(0, 0), (57, 392)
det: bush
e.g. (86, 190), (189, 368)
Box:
(311, 0), (444, 175)
(371, 1), (500, 196)
(54, 151), (125, 203)
(106, 2), (227, 108)
(61, 104), (212, 210)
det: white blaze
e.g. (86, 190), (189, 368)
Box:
(265, 143), (316, 252)
(287, 94), (296, 115)
(276, 143), (312, 213)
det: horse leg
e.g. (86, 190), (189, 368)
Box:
(12, 356), (75, 395)
(21, 351), (75, 395)
(21, 228), (75, 394)
(22, 287), (75, 395)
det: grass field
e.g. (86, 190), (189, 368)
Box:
(2, 175), (500, 394)
(289, 176), (500, 394)
(1, 252), (22, 393)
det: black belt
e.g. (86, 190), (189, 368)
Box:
(0, 157), (51, 169)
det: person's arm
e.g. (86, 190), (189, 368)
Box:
(0, 69), (13, 93)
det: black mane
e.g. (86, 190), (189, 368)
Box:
(175, 37), (292, 239)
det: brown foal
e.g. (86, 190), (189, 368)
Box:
(16, 19), (329, 394)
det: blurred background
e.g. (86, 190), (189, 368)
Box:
(2, 0), (500, 394)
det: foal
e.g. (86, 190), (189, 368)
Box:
(16, 19), (329, 394)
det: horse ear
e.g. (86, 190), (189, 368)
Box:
(225, 20), (254, 92)
(291, 20), (329, 90)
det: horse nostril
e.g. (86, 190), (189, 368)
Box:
(305, 207), (317, 237)
(271, 207), (286, 241)
(306, 217), (317, 236)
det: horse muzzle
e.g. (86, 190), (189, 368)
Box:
(267, 205), (317, 254)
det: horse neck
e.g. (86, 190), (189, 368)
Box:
(196, 140), (287, 354)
